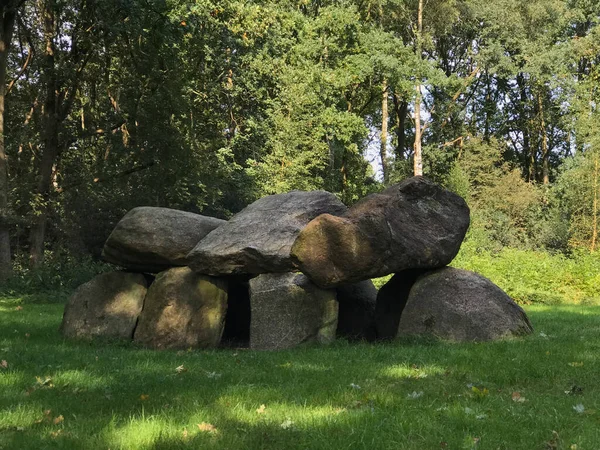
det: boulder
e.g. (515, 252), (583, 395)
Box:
(187, 190), (347, 276)
(103, 207), (225, 273)
(60, 271), (147, 340)
(397, 267), (533, 341)
(249, 272), (338, 350)
(336, 280), (377, 341)
(133, 267), (228, 349)
(375, 269), (428, 340)
(291, 177), (470, 288)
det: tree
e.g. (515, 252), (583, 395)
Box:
(0, 0), (22, 278)
(413, 0), (423, 176)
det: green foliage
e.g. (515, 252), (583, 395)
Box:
(553, 148), (600, 253)
(453, 245), (600, 305)
(2, 0), (600, 268)
(0, 251), (112, 301)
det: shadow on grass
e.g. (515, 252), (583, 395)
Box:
(2, 304), (600, 449)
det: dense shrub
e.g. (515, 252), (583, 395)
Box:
(452, 243), (600, 305)
(1, 250), (113, 302)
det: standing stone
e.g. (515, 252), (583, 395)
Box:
(249, 273), (338, 350)
(187, 191), (347, 276)
(103, 207), (225, 273)
(397, 267), (533, 341)
(291, 177), (470, 288)
(60, 271), (148, 340)
(133, 267), (228, 349)
(336, 280), (377, 341)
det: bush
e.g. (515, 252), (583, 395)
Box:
(452, 244), (600, 305)
(1, 250), (113, 302)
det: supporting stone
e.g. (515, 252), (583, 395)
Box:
(249, 272), (338, 350)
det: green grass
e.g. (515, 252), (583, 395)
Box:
(2, 295), (600, 449)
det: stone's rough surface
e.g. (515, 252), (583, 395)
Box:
(291, 177), (470, 288)
(133, 267), (228, 349)
(336, 280), (377, 341)
(398, 267), (533, 341)
(60, 271), (147, 340)
(103, 207), (225, 273)
(188, 191), (347, 276)
(375, 269), (428, 340)
(249, 272), (338, 350)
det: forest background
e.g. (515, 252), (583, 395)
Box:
(0, 0), (599, 305)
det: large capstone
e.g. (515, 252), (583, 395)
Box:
(249, 272), (338, 350)
(60, 271), (148, 340)
(397, 267), (533, 341)
(103, 207), (225, 273)
(187, 191), (347, 276)
(133, 267), (228, 349)
(336, 280), (377, 341)
(291, 177), (470, 288)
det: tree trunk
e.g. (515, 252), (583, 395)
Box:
(516, 74), (532, 178)
(393, 93), (408, 159)
(413, 0), (423, 177)
(0, 5), (16, 279)
(29, 0), (58, 267)
(538, 90), (549, 185)
(380, 79), (389, 184)
(592, 156), (598, 253)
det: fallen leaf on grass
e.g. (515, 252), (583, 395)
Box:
(407, 391), (424, 399)
(198, 422), (218, 434)
(545, 430), (560, 450)
(471, 386), (489, 399)
(256, 404), (266, 414)
(280, 418), (294, 430)
(37, 377), (53, 387)
(175, 365), (187, 374)
(140, 394), (149, 401)
(565, 385), (584, 395)
(206, 371), (221, 379)
(15, 306), (23, 311)
(53, 415), (64, 425)
(512, 392), (526, 403)
(50, 429), (63, 438)
(0, 360), (7, 369)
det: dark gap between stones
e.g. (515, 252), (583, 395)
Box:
(221, 276), (251, 348)
(375, 268), (429, 340)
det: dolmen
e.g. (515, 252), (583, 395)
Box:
(60, 177), (533, 350)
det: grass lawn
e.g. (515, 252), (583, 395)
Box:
(1, 295), (600, 449)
